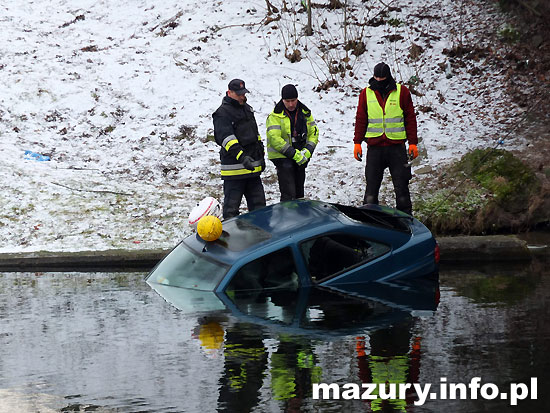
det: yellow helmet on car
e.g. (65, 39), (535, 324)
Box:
(197, 215), (223, 241)
(188, 197), (222, 229)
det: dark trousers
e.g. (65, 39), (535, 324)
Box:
(364, 144), (412, 215)
(272, 158), (306, 201)
(223, 177), (266, 219)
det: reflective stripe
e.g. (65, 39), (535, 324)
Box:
(267, 125), (281, 131)
(236, 150), (243, 160)
(367, 127), (385, 133)
(272, 142), (292, 153)
(282, 143), (292, 153)
(222, 135), (237, 148)
(385, 126), (406, 132)
(306, 140), (317, 150)
(385, 117), (404, 123)
(221, 165), (263, 176)
(308, 121), (316, 126)
(267, 141), (293, 156)
(369, 118), (384, 123)
(267, 142), (291, 154)
(221, 160), (263, 170)
(223, 135), (239, 152)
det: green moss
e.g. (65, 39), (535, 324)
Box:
(455, 148), (539, 209)
(416, 188), (488, 219)
(387, 18), (403, 27)
(498, 24), (521, 44)
(414, 187), (489, 234)
(414, 149), (543, 234)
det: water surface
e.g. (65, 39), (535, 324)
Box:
(0, 257), (548, 412)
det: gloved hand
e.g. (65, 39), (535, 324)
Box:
(241, 155), (255, 171)
(301, 148), (311, 160)
(354, 143), (363, 161)
(292, 149), (307, 166)
(408, 144), (418, 159)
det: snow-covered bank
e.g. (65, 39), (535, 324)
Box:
(0, 0), (525, 252)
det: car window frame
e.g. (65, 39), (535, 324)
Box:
(223, 244), (302, 293)
(298, 232), (392, 284)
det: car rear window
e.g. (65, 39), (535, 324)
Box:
(331, 204), (411, 233)
(214, 219), (272, 251)
(147, 243), (228, 291)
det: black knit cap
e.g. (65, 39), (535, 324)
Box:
(281, 84), (298, 99)
(373, 62), (391, 79)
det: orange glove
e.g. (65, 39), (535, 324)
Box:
(354, 143), (363, 161)
(408, 144), (418, 159)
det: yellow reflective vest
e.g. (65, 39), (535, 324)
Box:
(266, 101), (319, 160)
(365, 84), (406, 140)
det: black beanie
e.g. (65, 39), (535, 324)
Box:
(281, 84), (298, 99)
(373, 62), (391, 79)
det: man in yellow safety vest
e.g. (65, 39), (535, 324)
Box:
(266, 84), (319, 201)
(353, 63), (418, 215)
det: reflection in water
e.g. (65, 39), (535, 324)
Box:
(356, 321), (421, 412)
(1, 258), (549, 412)
(217, 323), (268, 412)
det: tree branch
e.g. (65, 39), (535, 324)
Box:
(51, 182), (133, 196)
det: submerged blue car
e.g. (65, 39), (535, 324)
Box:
(146, 199), (439, 294)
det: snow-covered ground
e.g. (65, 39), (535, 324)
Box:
(0, 0), (524, 252)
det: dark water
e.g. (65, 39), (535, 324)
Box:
(0, 257), (549, 412)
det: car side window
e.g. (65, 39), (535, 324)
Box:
(226, 247), (300, 292)
(301, 234), (390, 283)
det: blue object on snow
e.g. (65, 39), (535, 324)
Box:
(24, 150), (50, 161)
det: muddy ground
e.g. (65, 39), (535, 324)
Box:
(423, 1), (550, 235)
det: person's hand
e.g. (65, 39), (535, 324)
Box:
(301, 148), (311, 160)
(354, 143), (363, 161)
(408, 144), (418, 159)
(241, 155), (255, 171)
(292, 149), (307, 166)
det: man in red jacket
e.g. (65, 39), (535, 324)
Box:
(353, 62), (418, 215)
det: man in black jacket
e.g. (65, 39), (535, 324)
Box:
(213, 79), (266, 219)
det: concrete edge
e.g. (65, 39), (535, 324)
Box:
(0, 235), (541, 272)
(0, 249), (169, 272)
(436, 235), (533, 262)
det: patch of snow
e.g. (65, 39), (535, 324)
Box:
(0, 0), (523, 252)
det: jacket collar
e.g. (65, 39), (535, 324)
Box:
(223, 94), (245, 108)
(273, 99), (311, 116)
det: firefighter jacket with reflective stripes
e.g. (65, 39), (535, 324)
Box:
(266, 100), (319, 160)
(365, 83), (406, 140)
(213, 95), (265, 180)
(353, 83), (418, 146)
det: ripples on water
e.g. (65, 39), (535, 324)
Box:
(0, 258), (548, 412)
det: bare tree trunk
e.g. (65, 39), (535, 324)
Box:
(306, 0), (313, 36)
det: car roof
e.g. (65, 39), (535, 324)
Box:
(184, 199), (413, 264)
(235, 199), (341, 236)
(184, 200), (338, 261)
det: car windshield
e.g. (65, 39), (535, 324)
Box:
(146, 243), (228, 291)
